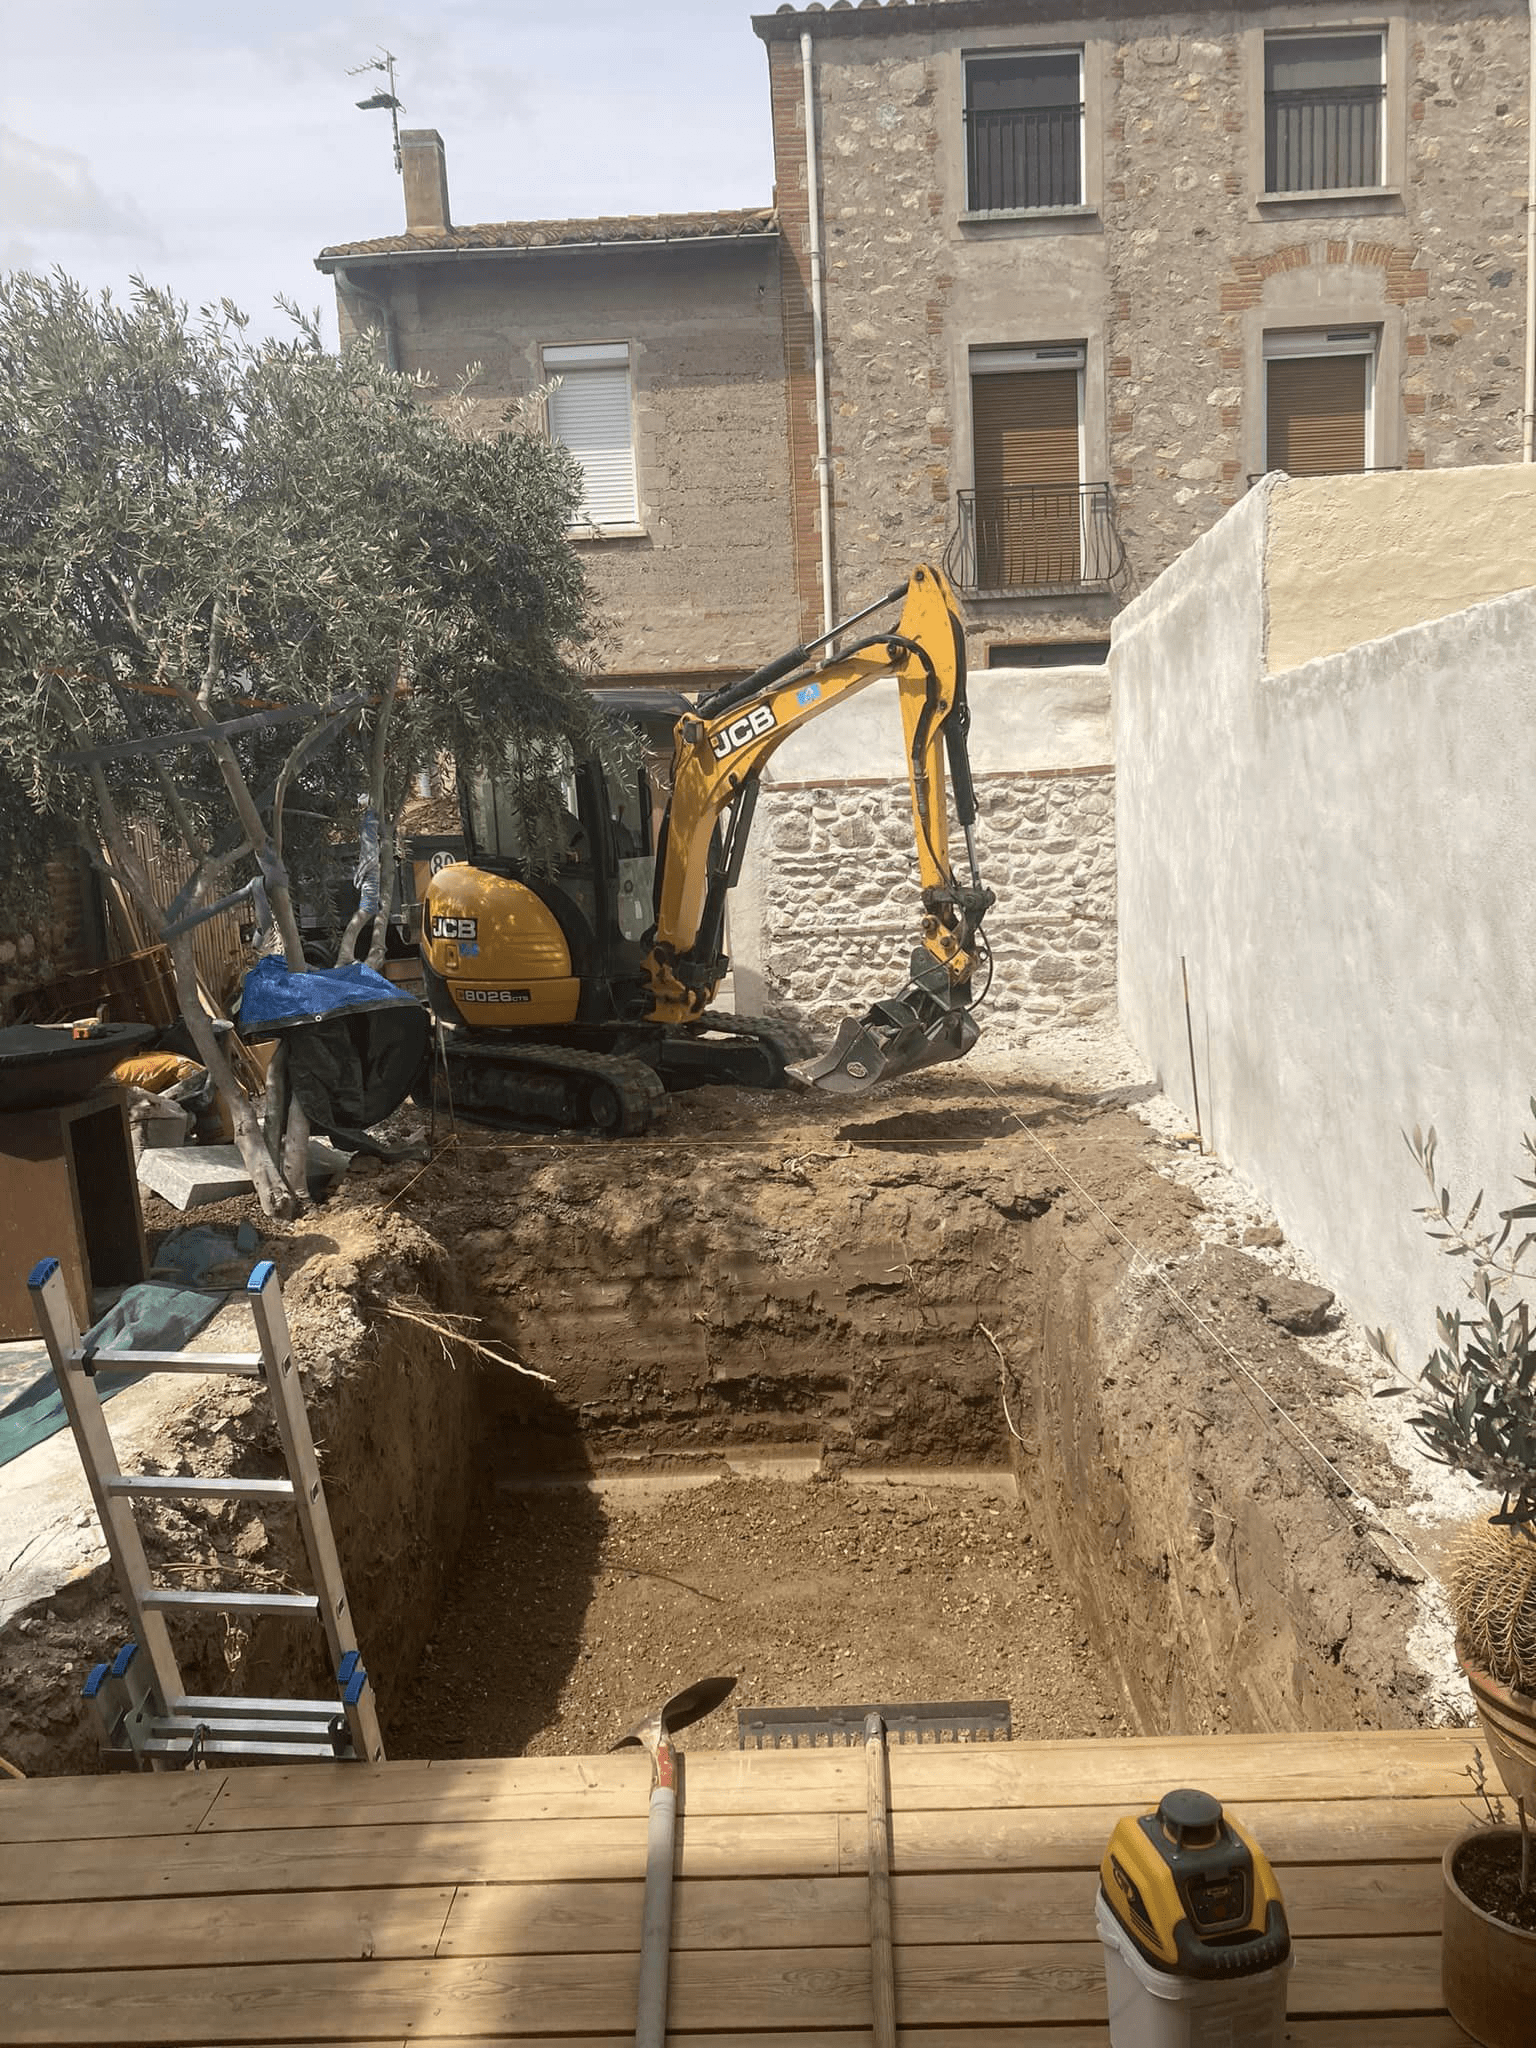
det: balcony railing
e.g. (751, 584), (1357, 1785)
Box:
(1265, 85), (1384, 193)
(945, 485), (1124, 595)
(964, 104), (1083, 212)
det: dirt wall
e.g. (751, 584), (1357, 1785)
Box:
(0, 1216), (479, 1775)
(1019, 1221), (1436, 1736)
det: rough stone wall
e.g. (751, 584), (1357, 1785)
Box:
(762, 1), (1527, 662)
(752, 766), (1116, 1039)
(341, 242), (799, 678)
(0, 857), (94, 1020)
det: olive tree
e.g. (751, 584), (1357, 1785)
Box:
(0, 272), (605, 1214)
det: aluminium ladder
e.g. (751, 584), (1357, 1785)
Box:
(27, 1255), (384, 1768)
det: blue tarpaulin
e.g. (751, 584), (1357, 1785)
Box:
(237, 958), (428, 1152)
(237, 957), (418, 1036)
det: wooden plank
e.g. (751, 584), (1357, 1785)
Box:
(0, 1887), (456, 1971)
(1290, 1932), (1444, 2012)
(204, 2031), (1466, 2048)
(279, 2032), (1466, 2048)
(883, 1729), (1480, 1810)
(435, 1858), (1442, 1957)
(1278, 1858), (1443, 1937)
(193, 2031), (1469, 2048)
(0, 1935), (1445, 2042)
(189, 1732), (1477, 1832)
(0, 1809), (841, 1905)
(0, 1771), (228, 1844)
(840, 1796), (1469, 1873)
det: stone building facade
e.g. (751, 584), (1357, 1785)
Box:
(317, 138), (800, 686)
(316, 8), (1530, 1043)
(758, 0), (1530, 665)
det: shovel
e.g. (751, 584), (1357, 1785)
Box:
(613, 1675), (737, 2048)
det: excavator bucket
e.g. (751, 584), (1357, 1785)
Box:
(788, 979), (980, 1095)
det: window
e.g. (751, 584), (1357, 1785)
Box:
(969, 345), (1084, 586)
(1264, 328), (1377, 475)
(1264, 32), (1385, 193)
(542, 342), (638, 527)
(964, 49), (1083, 212)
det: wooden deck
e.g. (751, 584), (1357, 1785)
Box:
(0, 1728), (1477, 2044)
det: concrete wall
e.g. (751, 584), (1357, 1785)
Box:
(340, 242), (799, 679)
(1115, 470), (1536, 1361)
(1266, 463), (1536, 669)
(763, 1), (1528, 660)
(732, 669), (1116, 1039)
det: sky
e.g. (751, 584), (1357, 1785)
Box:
(1, 2), (777, 345)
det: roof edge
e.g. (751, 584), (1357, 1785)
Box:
(316, 229), (780, 273)
(753, 0), (1228, 41)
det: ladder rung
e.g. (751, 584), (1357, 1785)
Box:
(72, 1348), (263, 1376)
(139, 1735), (351, 1761)
(142, 1589), (320, 1618)
(173, 1694), (342, 1719)
(106, 1475), (296, 1501)
(148, 1713), (343, 1742)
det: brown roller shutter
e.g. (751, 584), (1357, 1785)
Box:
(1266, 353), (1367, 475)
(971, 367), (1080, 586)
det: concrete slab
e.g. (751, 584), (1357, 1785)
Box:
(137, 1139), (352, 1210)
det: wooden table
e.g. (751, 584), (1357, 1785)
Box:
(0, 1089), (145, 1341)
(0, 1729), (1476, 2044)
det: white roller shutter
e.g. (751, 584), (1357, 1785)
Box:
(544, 344), (637, 527)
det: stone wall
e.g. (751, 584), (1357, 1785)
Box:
(338, 241), (799, 680)
(760, 1), (1528, 663)
(730, 662), (1117, 1044)
(0, 857), (94, 1020)
(750, 767), (1116, 1041)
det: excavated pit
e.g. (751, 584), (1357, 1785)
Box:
(0, 1068), (1450, 1775)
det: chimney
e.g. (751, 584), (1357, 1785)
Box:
(400, 129), (451, 234)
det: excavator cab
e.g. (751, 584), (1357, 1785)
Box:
(428, 697), (682, 1038)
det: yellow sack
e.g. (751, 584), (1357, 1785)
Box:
(109, 1052), (203, 1094)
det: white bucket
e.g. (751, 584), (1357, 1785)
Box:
(1095, 1892), (1292, 2048)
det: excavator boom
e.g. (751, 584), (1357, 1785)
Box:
(645, 564), (994, 1091)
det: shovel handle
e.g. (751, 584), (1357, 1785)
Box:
(635, 1760), (678, 2048)
(866, 1711), (896, 2048)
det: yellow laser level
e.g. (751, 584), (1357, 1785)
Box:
(1098, 1787), (1290, 1977)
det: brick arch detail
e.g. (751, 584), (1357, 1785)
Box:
(1221, 239), (1428, 312)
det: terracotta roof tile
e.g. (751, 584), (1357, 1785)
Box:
(318, 206), (777, 263)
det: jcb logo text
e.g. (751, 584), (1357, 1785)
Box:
(710, 704), (777, 761)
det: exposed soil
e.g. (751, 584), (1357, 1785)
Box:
(0, 1048), (1467, 1771)
(1453, 1829), (1536, 1933)
(390, 1473), (1128, 1759)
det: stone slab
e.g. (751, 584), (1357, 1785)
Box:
(136, 1141), (351, 1211)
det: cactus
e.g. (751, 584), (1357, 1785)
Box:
(1449, 1519), (1536, 1694)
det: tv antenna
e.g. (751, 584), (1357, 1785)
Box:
(348, 49), (404, 174)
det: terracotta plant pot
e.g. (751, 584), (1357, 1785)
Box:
(1461, 1652), (1536, 1806)
(1442, 1827), (1536, 2048)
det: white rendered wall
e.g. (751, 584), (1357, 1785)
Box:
(1115, 476), (1536, 1358)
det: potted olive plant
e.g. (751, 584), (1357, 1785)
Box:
(1371, 1110), (1536, 2047)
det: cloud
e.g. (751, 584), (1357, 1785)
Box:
(0, 126), (161, 249)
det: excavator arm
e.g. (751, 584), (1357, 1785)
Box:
(645, 564), (995, 1091)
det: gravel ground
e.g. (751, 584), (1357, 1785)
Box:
(390, 1473), (1129, 1759)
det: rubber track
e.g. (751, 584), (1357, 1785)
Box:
(692, 1010), (824, 1076)
(442, 1039), (666, 1137)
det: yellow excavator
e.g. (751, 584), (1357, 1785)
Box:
(418, 564), (994, 1134)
